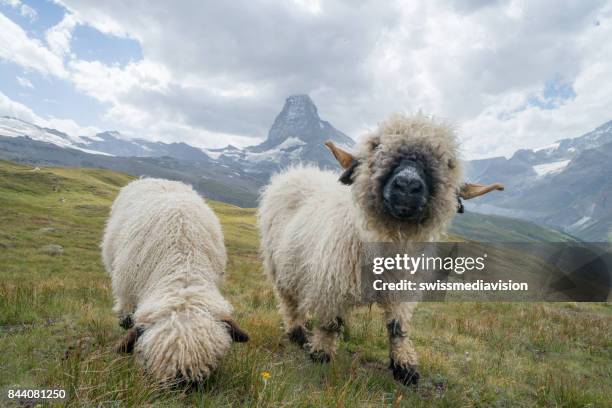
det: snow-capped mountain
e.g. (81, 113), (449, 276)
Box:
(1, 98), (610, 241)
(464, 120), (612, 240)
(0, 116), (212, 162)
(0, 117), (113, 156)
(0, 94), (355, 206)
(1, 95), (353, 175)
(206, 94), (354, 176)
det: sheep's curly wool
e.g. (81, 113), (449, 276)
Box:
(102, 178), (234, 383)
(352, 113), (462, 242)
(257, 113), (463, 383)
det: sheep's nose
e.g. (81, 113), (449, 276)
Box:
(383, 169), (429, 220)
(393, 176), (424, 195)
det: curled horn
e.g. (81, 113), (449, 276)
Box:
(459, 182), (505, 200)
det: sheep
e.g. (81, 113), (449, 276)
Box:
(257, 113), (502, 386)
(102, 178), (249, 384)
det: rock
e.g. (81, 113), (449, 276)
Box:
(38, 227), (56, 233)
(41, 244), (63, 255)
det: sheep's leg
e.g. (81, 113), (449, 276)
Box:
(382, 302), (420, 386)
(118, 313), (134, 329)
(308, 316), (344, 363)
(277, 290), (308, 347)
(113, 297), (136, 330)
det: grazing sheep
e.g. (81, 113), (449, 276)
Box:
(102, 178), (248, 384)
(258, 113), (502, 386)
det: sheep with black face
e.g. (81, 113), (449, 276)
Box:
(102, 178), (249, 385)
(257, 113), (502, 386)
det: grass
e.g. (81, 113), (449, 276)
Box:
(0, 159), (610, 407)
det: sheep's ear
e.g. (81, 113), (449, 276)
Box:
(117, 326), (144, 354)
(459, 182), (504, 199)
(221, 319), (250, 342)
(338, 160), (360, 185)
(325, 140), (355, 169)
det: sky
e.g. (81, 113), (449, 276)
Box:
(0, 0), (611, 159)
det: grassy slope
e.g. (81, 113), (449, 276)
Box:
(0, 160), (610, 407)
(450, 211), (578, 243)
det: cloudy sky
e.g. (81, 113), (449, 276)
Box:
(0, 0), (610, 159)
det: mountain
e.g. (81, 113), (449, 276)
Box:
(252, 94), (354, 151)
(464, 121), (612, 241)
(0, 117), (112, 156)
(206, 95), (354, 177)
(0, 117), (213, 162)
(0, 133), (259, 207)
(0, 95), (355, 206)
(76, 131), (211, 162)
(1, 97), (610, 241)
(0, 95), (353, 180)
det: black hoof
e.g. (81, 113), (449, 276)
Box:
(119, 314), (134, 330)
(287, 326), (307, 347)
(390, 359), (420, 386)
(309, 350), (331, 363)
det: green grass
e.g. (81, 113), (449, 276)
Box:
(0, 160), (610, 407)
(450, 211), (578, 243)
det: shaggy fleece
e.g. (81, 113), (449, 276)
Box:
(102, 178), (233, 382)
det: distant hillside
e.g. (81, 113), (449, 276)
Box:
(0, 160), (578, 243)
(2, 97), (610, 241)
(465, 121), (612, 241)
(0, 136), (260, 207)
(450, 211), (578, 242)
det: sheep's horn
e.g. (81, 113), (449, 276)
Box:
(459, 182), (505, 199)
(325, 140), (355, 169)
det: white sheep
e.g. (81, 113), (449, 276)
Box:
(102, 178), (248, 384)
(258, 113), (502, 385)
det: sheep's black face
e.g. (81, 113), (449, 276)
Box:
(327, 114), (464, 240)
(381, 154), (432, 221)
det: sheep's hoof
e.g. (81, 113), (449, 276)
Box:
(119, 314), (134, 330)
(287, 326), (307, 347)
(309, 349), (331, 363)
(390, 359), (420, 386)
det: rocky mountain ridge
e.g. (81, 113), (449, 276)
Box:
(1, 96), (610, 240)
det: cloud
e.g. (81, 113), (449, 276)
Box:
(45, 13), (79, 56)
(0, 90), (98, 136)
(16, 76), (33, 88)
(3, 0), (612, 157)
(19, 3), (36, 21)
(0, 89), (39, 121)
(67, 58), (272, 147)
(55, 0), (401, 145)
(1, 0), (37, 21)
(0, 13), (66, 77)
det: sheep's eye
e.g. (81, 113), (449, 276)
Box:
(447, 158), (456, 169)
(371, 142), (380, 151)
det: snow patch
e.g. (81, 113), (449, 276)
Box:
(276, 137), (306, 150)
(0, 117), (113, 156)
(570, 216), (591, 229)
(532, 160), (570, 176)
(533, 142), (560, 152)
(205, 149), (223, 159)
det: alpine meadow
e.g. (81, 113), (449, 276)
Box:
(1, 160), (610, 407)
